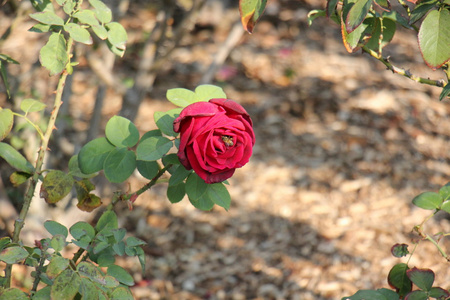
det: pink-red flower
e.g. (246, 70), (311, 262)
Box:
(173, 99), (255, 184)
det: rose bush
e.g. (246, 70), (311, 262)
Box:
(173, 98), (255, 184)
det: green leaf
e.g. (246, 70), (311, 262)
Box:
(412, 191), (442, 210)
(92, 240), (109, 254)
(63, 0), (76, 15)
(239, 0), (268, 33)
(20, 98), (46, 114)
(97, 253), (115, 267)
(126, 236), (146, 247)
(135, 246), (146, 274)
(327, 0), (339, 17)
(89, 0), (112, 23)
(30, 11), (64, 26)
(40, 170), (74, 204)
(92, 24), (108, 40)
(70, 221), (96, 240)
(205, 182), (231, 210)
(112, 228), (126, 243)
(65, 23), (93, 45)
(409, 0), (438, 25)
(0, 246), (29, 264)
(106, 40), (125, 57)
(51, 269), (81, 300)
(169, 165), (192, 186)
(186, 172), (208, 200)
(346, 0), (373, 33)
(194, 84), (227, 102)
(189, 193), (215, 211)
(106, 22), (127, 49)
(140, 129), (162, 141)
(103, 148), (136, 183)
(382, 10), (412, 29)
(73, 10), (99, 26)
(69, 155), (95, 178)
(136, 136), (173, 161)
(342, 289), (399, 300)
(439, 82), (450, 101)
(429, 287), (450, 299)
(44, 220), (69, 238)
(78, 137), (115, 174)
(0, 108), (13, 141)
(166, 88), (196, 107)
(373, 0), (390, 11)
(406, 267), (434, 292)
(105, 116), (139, 147)
(136, 160), (159, 180)
(112, 241), (125, 256)
(110, 286), (134, 300)
(96, 211), (118, 232)
(0, 237), (11, 252)
(107, 265), (134, 286)
(404, 290), (428, 300)
(418, 9), (450, 70)
(78, 277), (100, 300)
(388, 263), (412, 297)
(167, 182), (186, 203)
(50, 235), (67, 252)
(341, 10), (371, 52)
(46, 256), (70, 279)
(31, 286), (52, 300)
(0, 54), (19, 64)
(154, 108), (183, 137)
(441, 200), (450, 214)
(364, 17), (396, 53)
(0, 62), (14, 99)
(0, 142), (34, 173)
(77, 261), (106, 285)
(9, 171), (32, 187)
(0, 288), (28, 300)
(307, 10), (326, 26)
(39, 32), (69, 76)
(28, 23), (52, 33)
(439, 185), (450, 200)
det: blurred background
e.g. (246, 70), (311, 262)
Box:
(1, 0), (450, 299)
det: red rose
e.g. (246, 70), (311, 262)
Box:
(173, 98), (255, 184)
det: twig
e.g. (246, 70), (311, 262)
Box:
(4, 37), (74, 288)
(362, 46), (445, 88)
(200, 20), (244, 84)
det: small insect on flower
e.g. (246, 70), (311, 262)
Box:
(221, 135), (234, 147)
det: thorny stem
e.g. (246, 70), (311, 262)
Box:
(31, 242), (49, 293)
(362, 46), (446, 88)
(4, 37), (74, 288)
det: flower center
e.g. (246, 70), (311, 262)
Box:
(221, 135), (234, 147)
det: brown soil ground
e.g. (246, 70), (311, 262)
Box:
(1, 0), (450, 299)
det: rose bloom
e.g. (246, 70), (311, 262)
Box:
(173, 98), (255, 184)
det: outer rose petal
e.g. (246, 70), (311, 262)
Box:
(173, 101), (221, 132)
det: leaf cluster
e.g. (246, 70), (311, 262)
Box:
(0, 212), (143, 299)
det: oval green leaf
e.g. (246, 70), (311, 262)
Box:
(103, 148), (136, 183)
(51, 269), (81, 300)
(205, 182), (231, 211)
(73, 10), (99, 26)
(106, 22), (127, 49)
(0, 108), (13, 141)
(136, 160), (159, 180)
(64, 23), (93, 45)
(20, 98), (46, 114)
(136, 136), (173, 161)
(346, 0), (373, 33)
(166, 88), (196, 107)
(30, 11), (64, 25)
(388, 263), (412, 297)
(105, 116), (139, 147)
(194, 84), (227, 102)
(89, 0), (112, 23)
(0, 142), (34, 173)
(412, 191), (442, 210)
(406, 267), (434, 292)
(167, 182), (186, 203)
(47, 256), (70, 279)
(154, 108), (182, 137)
(44, 220), (69, 238)
(418, 9), (450, 70)
(78, 137), (115, 174)
(0, 288), (28, 300)
(0, 246), (29, 264)
(107, 265), (134, 286)
(39, 32), (69, 76)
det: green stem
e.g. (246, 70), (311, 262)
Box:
(107, 164), (172, 210)
(12, 112), (45, 140)
(362, 46), (446, 88)
(4, 37), (74, 288)
(31, 242), (48, 293)
(425, 234), (449, 261)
